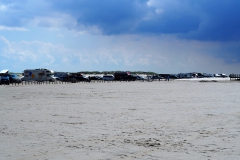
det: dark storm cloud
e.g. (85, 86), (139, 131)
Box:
(49, 0), (240, 41)
(183, 0), (240, 41)
(50, 0), (149, 34)
(1, 0), (240, 41)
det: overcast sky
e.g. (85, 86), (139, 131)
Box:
(0, 0), (240, 74)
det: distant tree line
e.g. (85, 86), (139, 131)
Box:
(75, 71), (157, 75)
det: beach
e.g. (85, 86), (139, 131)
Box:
(0, 80), (240, 160)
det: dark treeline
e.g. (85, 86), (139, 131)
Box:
(72, 71), (157, 75)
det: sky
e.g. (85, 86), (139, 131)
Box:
(0, 0), (240, 75)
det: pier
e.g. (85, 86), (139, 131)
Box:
(229, 74), (240, 81)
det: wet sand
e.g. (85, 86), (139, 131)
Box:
(0, 80), (240, 159)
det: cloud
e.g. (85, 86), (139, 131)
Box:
(0, 35), (240, 74)
(0, 1), (240, 74)
(0, 36), (126, 72)
(0, 25), (28, 31)
(139, 0), (240, 41)
(1, 0), (240, 41)
(28, 13), (77, 30)
(50, 0), (149, 35)
(49, 0), (240, 41)
(0, 4), (7, 11)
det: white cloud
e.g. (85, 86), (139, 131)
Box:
(0, 37), (68, 64)
(155, 8), (164, 14)
(70, 25), (102, 37)
(98, 48), (121, 65)
(28, 13), (102, 36)
(0, 5), (7, 11)
(0, 26), (29, 31)
(28, 13), (77, 30)
(0, 36), (37, 62)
